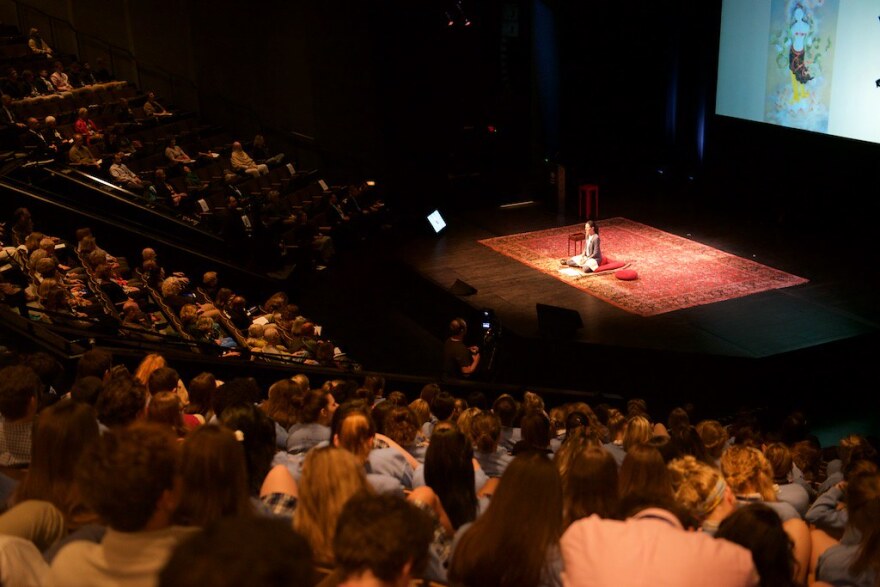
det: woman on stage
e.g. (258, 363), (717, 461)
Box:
(561, 220), (601, 272)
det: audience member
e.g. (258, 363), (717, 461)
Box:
(250, 134), (284, 166)
(450, 452), (564, 587)
(50, 61), (73, 91)
(0, 365), (41, 466)
(560, 493), (759, 586)
(218, 401), (297, 519)
(27, 28), (53, 57)
(42, 116), (72, 153)
(47, 423), (199, 586)
(143, 91), (172, 118)
(34, 68), (56, 94)
(619, 444), (674, 503)
(814, 468), (880, 587)
(159, 516), (314, 587)
(668, 455), (737, 535)
(765, 442), (811, 517)
(173, 425), (252, 526)
(560, 442), (620, 525)
(721, 444), (812, 584)
(9, 399), (99, 528)
(147, 392), (189, 439)
(293, 446), (373, 564)
(73, 107), (103, 144)
(331, 493), (433, 587)
(95, 374), (147, 428)
(164, 136), (195, 170)
(286, 389), (337, 454)
(230, 141), (268, 177)
(67, 134), (101, 169)
(715, 503), (799, 587)
(153, 168), (188, 209)
(109, 152), (150, 193)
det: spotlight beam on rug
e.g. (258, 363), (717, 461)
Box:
(478, 217), (809, 316)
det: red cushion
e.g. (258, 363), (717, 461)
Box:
(615, 269), (638, 281)
(595, 261), (625, 273)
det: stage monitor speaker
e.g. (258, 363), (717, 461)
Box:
(450, 279), (477, 296)
(536, 303), (583, 338)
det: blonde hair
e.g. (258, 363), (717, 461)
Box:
(335, 411), (374, 465)
(290, 373), (310, 394)
(160, 276), (186, 297)
(456, 407), (482, 442)
(409, 399), (430, 427)
(293, 447), (372, 564)
(721, 445), (776, 501)
(607, 409), (626, 441)
(179, 304), (199, 326)
(668, 455), (727, 521)
(195, 316), (215, 334)
(623, 415), (651, 452)
(522, 391), (545, 414)
(134, 353), (167, 387)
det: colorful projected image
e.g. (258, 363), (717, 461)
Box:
(764, 0), (838, 132)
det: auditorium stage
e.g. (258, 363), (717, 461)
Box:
(293, 176), (879, 416)
(377, 188), (880, 405)
(398, 204), (874, 356)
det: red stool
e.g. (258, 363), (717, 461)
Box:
(567, 232), (585, 256)
(578, 184), (599, 219)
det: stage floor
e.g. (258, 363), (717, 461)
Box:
(298, 187), (879, 413)
(397, 201), (878, 359)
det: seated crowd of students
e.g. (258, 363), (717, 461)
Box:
(3, 23), (879, 587)
(0, 350), (877, 586)
(0, 207), (353, 370)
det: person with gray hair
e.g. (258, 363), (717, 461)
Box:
(42, 116), (72, 153)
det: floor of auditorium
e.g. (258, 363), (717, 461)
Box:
(300, 177), (880, 423)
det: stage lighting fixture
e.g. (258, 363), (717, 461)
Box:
(366, 180), (376, 187)
(444, 0), (471, 28)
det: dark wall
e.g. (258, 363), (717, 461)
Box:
(188, 0), (383, 178)
(553, 0), (727, 185)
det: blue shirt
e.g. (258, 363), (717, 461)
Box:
(603, 441), (627, 468)
(817, 533), (875, 587)
(285, 423), (330, 454)
(474, 447), (513, 478)
(367, 447), (415, 489)
(499, 426), (521, 452)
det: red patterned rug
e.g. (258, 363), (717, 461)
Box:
(477, 217), (809, 316)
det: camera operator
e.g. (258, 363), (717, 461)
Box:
(442, 317), (480, 380)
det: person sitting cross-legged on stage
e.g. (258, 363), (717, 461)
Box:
(561, 220), (601, 273)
